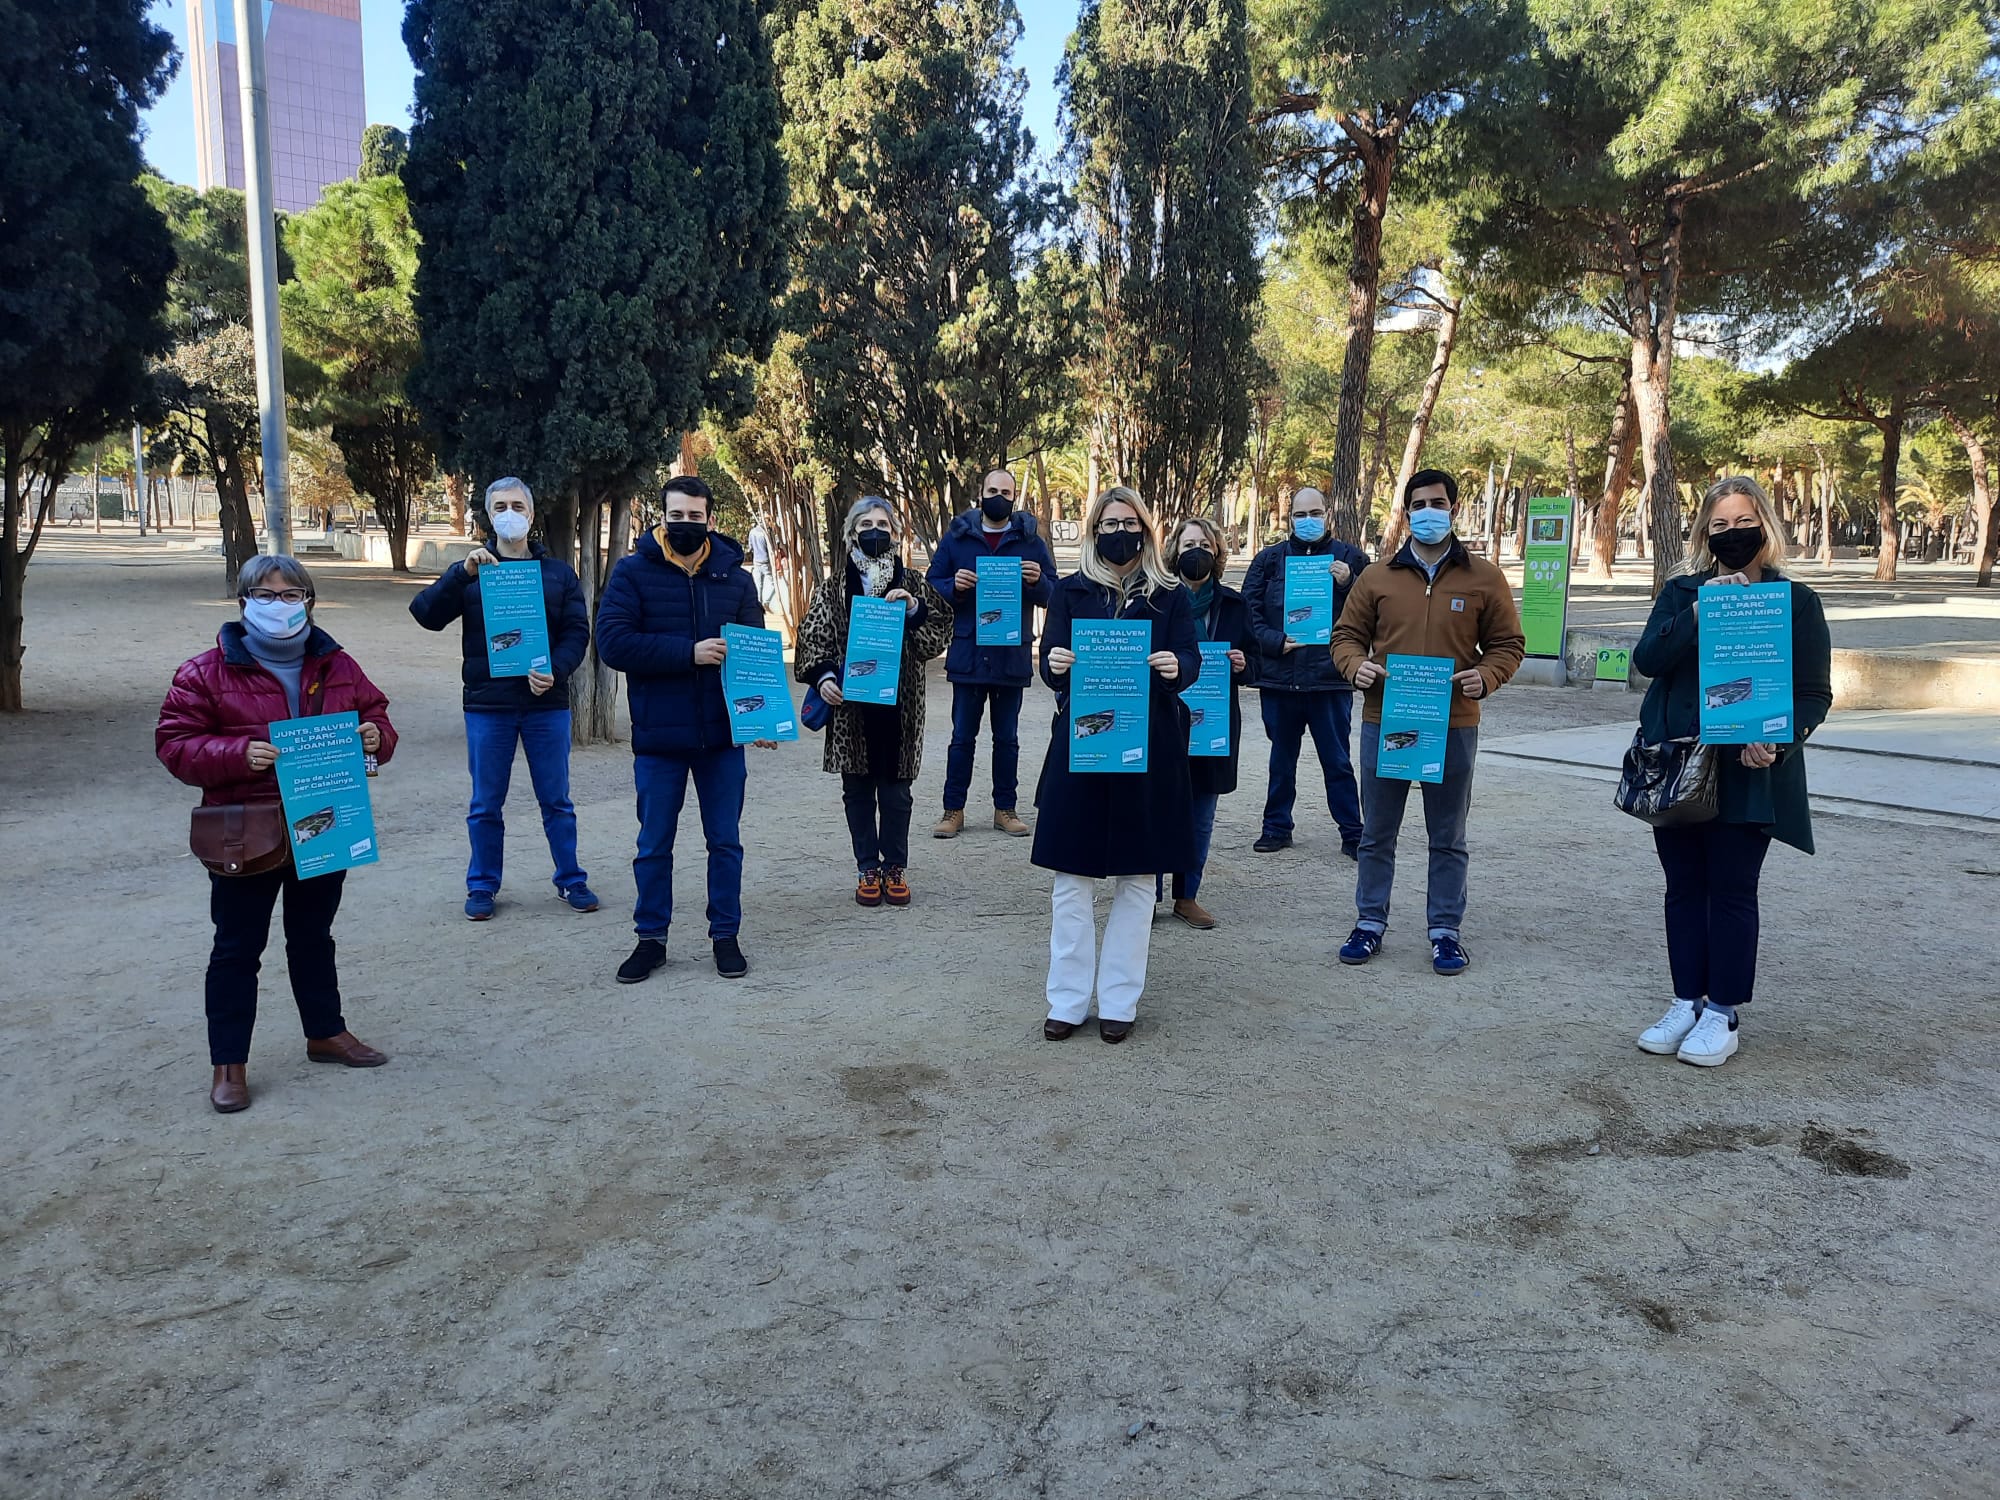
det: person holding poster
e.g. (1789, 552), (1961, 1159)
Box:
(157, 556), (399, 1114)
(1630, 476), (1832, 1067)
(409, 477), (596, 921)
(925, 469), (1056, 840)
(795, 498), (954, 907)
(1243, 488), (1369, 857)
(1032, 487), (1200, 1044)
(1330, 470), (1524, 976)
(1157, 516), (1254, 929)
(596, 476), (771, 984)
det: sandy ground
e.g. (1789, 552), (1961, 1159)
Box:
(2, 538), (1996, 1499)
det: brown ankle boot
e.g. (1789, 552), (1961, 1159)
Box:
(1172, 898), (1217, 930)
(932, 809), (965, 839)
(210, 1064), (249, 1113)
(306, 1031), (388, 1067)
(993, 808), (1030, 837)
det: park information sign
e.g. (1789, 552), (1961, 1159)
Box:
(1697, 582), (1794, 744)
(1283, 555), (1336, 645)
(720, 624), (797, 745)
(479, 561), (552, 678)
(975, 556), (1023, 646)
(1182, 642), (1231, 758)
(270, 712), (380, 880)
(1376, 654), (1454, 784)
(1520, 496), (1573, 658)
(1069, 620), (1151, 773)
(843, 596), (906, 706)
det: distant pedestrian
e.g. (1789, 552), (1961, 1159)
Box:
(157, 555), (397, 1114)
(794, 498), (954, 907)
(747, 511), (777, 610)
(1631, 476), (1833, 1067)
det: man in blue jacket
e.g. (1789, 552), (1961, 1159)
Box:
(409, 476), (597, 920)
(1244, 486), (1370, 857)
(924, 468), (1055, 838)
(595, 476), (768, 983)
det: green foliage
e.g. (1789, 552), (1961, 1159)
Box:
(359, 124), (409, 182)
(282, 175), (434, 570)
(1065, 0), (1264, 522)
(775, 0), (1076, 537)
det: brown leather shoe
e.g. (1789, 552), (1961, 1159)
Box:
(993, 808), (1030, 837)
(210, 1064), (249, 1113)
(932, 809), (965, 839)
(306, 1031), (388, 1067)
(1173, 898), (1217, 930)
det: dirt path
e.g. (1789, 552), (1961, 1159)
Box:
(2, 542), (1994, 1498)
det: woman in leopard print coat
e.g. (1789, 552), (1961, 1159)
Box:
(794, 497), (955, 906)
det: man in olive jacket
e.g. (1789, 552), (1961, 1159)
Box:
(1329, 469), (1525, 976)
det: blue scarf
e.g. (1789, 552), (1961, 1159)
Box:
(1187, 579), (1218, 639)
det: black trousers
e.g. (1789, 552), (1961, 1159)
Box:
(1652, 821), (1772, 1008)
(205, 867), (347, 1065)
(842, 774), (914, 875)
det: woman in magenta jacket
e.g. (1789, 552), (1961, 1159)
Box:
(157, 555), (398, 1114)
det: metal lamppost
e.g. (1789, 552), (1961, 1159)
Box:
(233, 0), (291, 555)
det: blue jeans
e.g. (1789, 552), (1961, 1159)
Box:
(1157, 792), (1220, 902)
(1260, 691), (1362, 843)
(942, 683), (1024, 811)
(633, 748), (746, 940)
(465, 709), (585, 895)
(1354, 722), (1479, 940)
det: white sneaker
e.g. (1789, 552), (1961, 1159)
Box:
(1637, 999), (1700, 1055)
(1676, 1009), (1740, 1067)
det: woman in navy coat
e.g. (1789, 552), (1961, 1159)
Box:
(1031, 486), (1200, 1044)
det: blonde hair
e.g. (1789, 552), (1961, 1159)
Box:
(1166, 514), (1227, 573)
(1681, 475), (1789, 577)
(1081, 486), (1177, 597)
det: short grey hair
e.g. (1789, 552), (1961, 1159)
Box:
(485, 476), (534, 513)
(236, 554), (316, 599)
(842, 495), (897, 546)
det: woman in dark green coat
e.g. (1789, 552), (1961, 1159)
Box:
(1630, 476), (1833, 1068)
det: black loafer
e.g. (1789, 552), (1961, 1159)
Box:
(1098, 1018), (1133, 1044)
(713, 937), (748, 979)
(617, 939), (666, 983)
(1252, 835), (1291, 853)
(1044, 1018), (1079, 1040)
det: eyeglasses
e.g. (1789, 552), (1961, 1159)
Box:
(1097, 519), (1145, 534)
(245, 589), (310, 604)
(1408, 497), (1452, 512)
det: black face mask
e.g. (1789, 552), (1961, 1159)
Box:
(1176, 548), (1214, 582)
(855, 529), (895, 558)
(665, 521), (707, 556)
(1095, 531), (1143, 566)
(981, 494), (1013, 523)
(1709, 526), (1765, 571)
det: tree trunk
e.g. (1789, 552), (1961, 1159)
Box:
(1945, 413), (1995, 587)
(214, 446), (259, 592)
(1874, 408), (1904, 582)
(1, 441), (36, 712)
(1488, 452), (1513, 559)
(1389, 290), (1462, 545)
(1359, 401), (1392, 546)
(446, 472), (468, 536)
(1328, 139), (1398, 541)
(569, 488), (630, 746)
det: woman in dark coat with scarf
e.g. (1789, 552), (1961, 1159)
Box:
(1630, 476), (1833, 1068)
(795, 497), (954, 908)
(1158, 514), (1255, 929)
(1032, 486), (1200, 1044)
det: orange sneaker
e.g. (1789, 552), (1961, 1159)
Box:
(882, 866), (911, 906)
(855, 867), (884, 907)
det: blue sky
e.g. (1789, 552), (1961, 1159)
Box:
(138, 0), (1079, 185)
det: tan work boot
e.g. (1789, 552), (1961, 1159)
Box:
(993, 808), (1030, 837)
(933, 809), (965, 839)
(1172, 898), (1217, 930)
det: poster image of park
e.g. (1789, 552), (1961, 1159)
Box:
(1376, 654), (1454, 785)
(720, 624), (798, 744)
(1698, 582), (1794, 744)
(270, 711), (380, 880)
(1182, 641), (1230, 757)
(843, 595), (906, 707)
(1068, 620), (1151, 773)
(478, 561), (552, 678)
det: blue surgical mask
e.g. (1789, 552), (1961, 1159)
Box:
(1408, 508), (1453, 545)
(1293, 516), (1326, 543)
(242, 598), (309, 639)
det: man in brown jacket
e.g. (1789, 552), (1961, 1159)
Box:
(1329, 469), (1525, 975)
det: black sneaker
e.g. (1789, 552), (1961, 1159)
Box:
(1253, 834), (1292, 853)
(1340, 840), (1361, 862)
(713, 936), (748, 979)
(617, 939), (666, 984)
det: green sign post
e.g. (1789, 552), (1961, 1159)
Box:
(1519, 496), (1574, 659)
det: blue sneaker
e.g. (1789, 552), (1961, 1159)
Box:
(557, 884), (600, 913)
(1338, 927), (1383, 965)
(464, 891), (496, 921)
(1431, 935), (1470, 975)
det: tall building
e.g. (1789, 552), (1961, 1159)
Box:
(187, 0), (366, 213)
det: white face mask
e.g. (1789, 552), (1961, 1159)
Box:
(242, 598), (309, 638)
(491, 509), (531, 542)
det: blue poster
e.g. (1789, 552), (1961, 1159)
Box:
(1377, 654), (1454, 784)
(1697, 582), (1794, 744)
(478, 561), (552, 679)
(721, 624), (798, 744)
(1284, 555), (1336, 645)
(844, 595), (907, 706)
(1069, 620), (1152, 773)
(975, 555), (1024, 646)
(270, 712), (380, 879)
(1182, 641), (1231, 758)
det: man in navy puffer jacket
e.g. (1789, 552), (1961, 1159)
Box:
(595, 476), (766, 984)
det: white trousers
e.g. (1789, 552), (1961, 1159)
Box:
(1046, 874), (1155, 1025)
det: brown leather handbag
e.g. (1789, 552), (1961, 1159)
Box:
(190, 803), (292, 876)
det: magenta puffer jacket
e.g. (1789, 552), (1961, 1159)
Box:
(157, 622), (398, 807)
